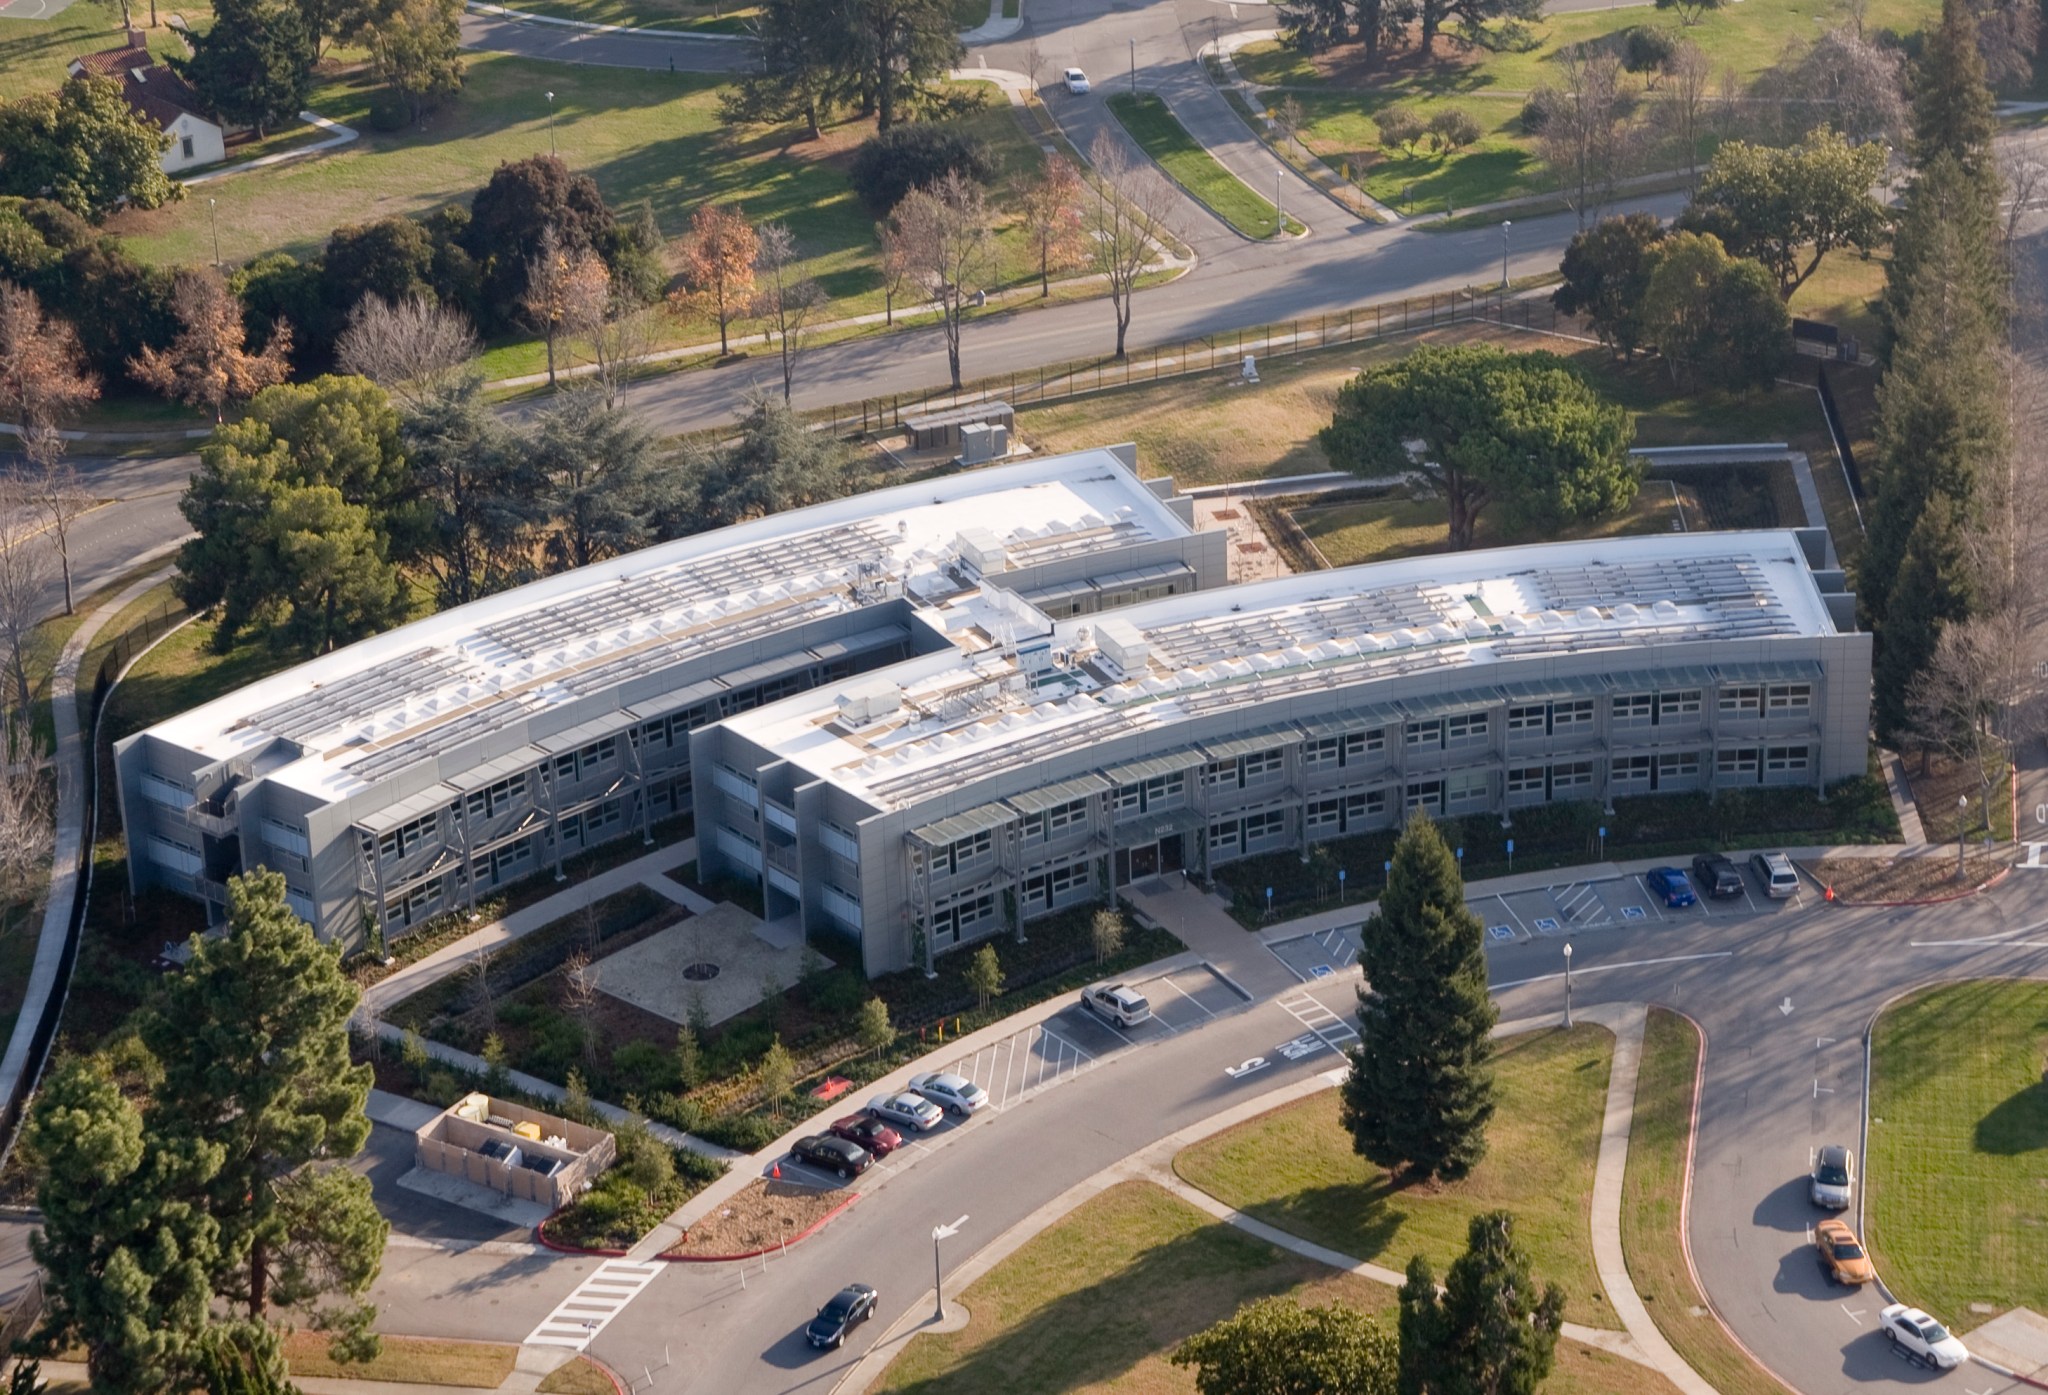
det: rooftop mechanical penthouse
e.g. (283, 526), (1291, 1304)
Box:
(691, 530), (1870, 977)
(115, 447), (1226, 949)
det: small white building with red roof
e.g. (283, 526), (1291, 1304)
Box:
(68, 29), (224, 173)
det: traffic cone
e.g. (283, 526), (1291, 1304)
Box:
(771, 1163), (781, 1179)
(1824, 885), (1835, 902)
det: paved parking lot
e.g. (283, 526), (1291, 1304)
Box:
(1478, 866), (1789, 943)
(1267, 925), (1364, 981)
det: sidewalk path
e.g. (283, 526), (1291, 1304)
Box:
(183, 110), (359, 186)
(0, 551), (185, 1121)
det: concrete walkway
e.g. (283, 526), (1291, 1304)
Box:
(33, 1341), (589, 1395)
(183, 109), (359, 186)
(835, 1002), (1713, 1395)
(0, 552), (185, 1120)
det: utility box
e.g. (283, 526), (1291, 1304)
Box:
(959, 422), (998, 465)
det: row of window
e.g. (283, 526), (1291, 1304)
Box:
(552, 736), (618, 785)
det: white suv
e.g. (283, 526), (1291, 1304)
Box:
(1081, 983), (1152, 1028)
(1750, 851), (1800, 899)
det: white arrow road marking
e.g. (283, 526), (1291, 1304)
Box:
(1814, 1079), (1834, 1097)
(1780, 997), (1795, 1016)
(526, 1259), (665, 1351)
(1816, 1037), (1836, 1047)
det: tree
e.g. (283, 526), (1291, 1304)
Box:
(1685, 131), (1888, 298)
(1414, 0), (1540, 55)
(525, 387), (670, 571)
(1873, 493), (1978, 740)
(323, 217), (438, 317)
(523, 225), (609, 389)
(671, 204), (756, 358)
(1341, 812), (1497, 1182)
(680, 392), (849, 529)
(0, 285), (98, 615)
(1085, 130), (1180, 359)
(966, 943), (1004, 1011)
(751, 221), (823, 403)
(574, 301), (657, 410)
(143, 870), (384, 1325)
(0, 717), (52, 898)
(1320, 344), (1638, 552)
(841, 0), (963, 132)
(720, 0), (838, 139)
(1279, 0), (1352, 55)
(357, 0), (466, 123)
(849, 125), (995, 214)
(1376, 105), (1425, 153)
(1662, 38), (1710, 187)
(400, 378), (539, 605)
(1427, 108), (1481, 152)
(1533, 50), (1638, 230)
(1552, 213), (1665, 358)
(178, 0), (316, 137)
(1171, 1297), (1399, 1395)
(1912, 0), (1998, 177)
(856, 997), (896, 1059)
(0, 75), (178, 220)
(1653, 0), (1720, 23)
(335, 295), (479, 408)
(886, 171), (994, 391)
(1640, 232), (1787, 393)
(1766, 27), (1906, 145)
(1904, 617), (2006, 805)
(265, 484), (407, 653)
(759, 1036), (795, 1117)
(1398, 1213), (1565, 1395)
(463, 156), (615, 333)
(675, 1022), (705, 1089)
(1966, 0), (2039, 88)
(560, 948), (602, 1065)
(617, 1127), (675, 1204)
(1090, 908), (1125, 963)
(23, 1055), (225, 1395)
(130, 269), (292, 422)
(0, 480), (53, 723)
(1017, 155), (1087, 297)
(878, 218), (916, 326)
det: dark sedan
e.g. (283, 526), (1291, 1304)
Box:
(829, 1113), (904, 1158)
(805, 1283), (878, 1349)
(1691, 853), (1744, 898)
(790, 1134), (872, 1179)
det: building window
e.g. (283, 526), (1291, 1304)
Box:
(142, 772), (196, 810)
(1507, 705), (1546, 733)
(1611, 755), (1652, 786)
(1243, 809), (1287, 846)
(1613, 693), (1655, 725)
(1203, 758), (1239, 790)
(932, 892), (997, 946)
(180, 134), (194, 159)
(1343, 789), (1387, 826)
(1445, 770), (1488, 808)
(1406, 779), (1443, 814)
(1405, 720), (1443, 749)
(1207, 819), (1241, 855)
(712, 764), (759, 802)
(285, 889), (314, 923)
(378, 814), (435, 863)
(1028, 861), (1093, 908)
(1445, 712), (1489, 746)
(937, 828), (993, 875)
(148, 836), (202, 876)
(1507, 766), (1546, 796)
(1552, 700), (1595, 732)
(1716, 748), (1760, 778)
(464, 776), (525, 823)
(1115, 784), (1142, 816)
(822, 884), (863, 929)
(1765, 745), (1810, 773)
(820, 822), (860, 864)
(1046, 799), (1087, 836)
(1240, 749), (1283, 785)
(1660, 689), (1702, 719)
(1307, 799), (1341, 833)
(1766, 684), (1812, 715)
(1718, 686), (1762, 716)
(1304, 738), (1341, 768)
(1120, 773), (1185, 814)
(1659, 751), (1701, 781)
(1550, 761), (1594, 791)
(261, 819), (310, 857)
(1347, 729), (1385, 759)
(717, 827), (763, 871)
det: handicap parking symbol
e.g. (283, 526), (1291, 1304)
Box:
(1311, 964), (1334, 979)
(1620, 905), (1646, 920)
(1533, 917), (1561, 933)
(1487, 924), (1515, 942)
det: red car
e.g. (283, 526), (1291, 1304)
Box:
(830, 1113), (903, 1157)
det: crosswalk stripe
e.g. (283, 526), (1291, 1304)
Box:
(524, 1259), (666, 1352)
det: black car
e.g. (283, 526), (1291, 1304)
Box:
(790, 1133), (872, 1179)
(1691, 853), (1744, 898)
(806, 1283), (878, 1349)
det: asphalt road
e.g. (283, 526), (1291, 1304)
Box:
(0, 451), (193, 618)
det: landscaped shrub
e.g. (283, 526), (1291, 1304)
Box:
(1427, 108), (1482, 152)
(1622, 25), (1677, 74)
(848, 126), (996, 214)
(1518, 91), (1560, 134)
(612, 1039), (682, 1097)
(1375, 105), (1425, 152)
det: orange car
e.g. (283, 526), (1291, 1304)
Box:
(1816, 1218), (1875, 1286)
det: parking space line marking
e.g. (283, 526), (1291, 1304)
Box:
(1493, 894), (1530, 937)
(1159, 973), (1218, 1018)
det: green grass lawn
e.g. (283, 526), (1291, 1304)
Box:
(102, 614), (300, 746)
(108, 62), (1063, 377)
(479, 0), (758, 33)
(1175, 1024), (1620, 1329)
(1230, 0), (1941, 212)
(876, 1179), (1674, 1395)
(1296, 483), (1679, 567)
(1107, 92), (1303, 239)
(1787, 249), (1887, 350)
(1866, 980), (2048, 1332)
(0, 0), (215, 91)
(1621, 1009), (1794, 1395)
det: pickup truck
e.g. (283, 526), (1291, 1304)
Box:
(1080, 982), (1152, 1027)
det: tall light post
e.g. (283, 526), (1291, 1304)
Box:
(931, 1214), (969, 1322)
(1500, 218), (1512, 287)
(1562, 941), (1574, 1029)
(1129, 38), (1136, 93)
(1275, 167), (1285, 238)
(1957, 793), (1969, 880)
(208, 197), (220, 269)
(546, 90), (557, 156)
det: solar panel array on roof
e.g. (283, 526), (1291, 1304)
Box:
(1530, 557), (1772, 611)
(245, 650), (474, 743)
(478, 523), (894, 660)
(1000, 518), (1147, 566)
(344, 693), (548, 784)
(1142, 585), (1454, 671)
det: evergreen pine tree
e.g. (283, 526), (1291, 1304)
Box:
(1398, 1211), (1566, 1395)
(177, 0), (316, 137)
(1909, 0), (1997, 177)
(1873, 495), (1977, 741)
(1341, 812), (1498, 1182)
(141, 870), (382, 1325)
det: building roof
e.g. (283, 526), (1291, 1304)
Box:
(70, 41), (211, 131)
(722, 531), (1849, 812)
(141, 448), (1190, 801)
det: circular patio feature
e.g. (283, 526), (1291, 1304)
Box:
(682, 962), (720, 981)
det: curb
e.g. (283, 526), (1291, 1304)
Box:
(1973, 1354), (2048, 1391)
(535, 1208), (630, 1258)
(1825, 863), (2015, 907)
(581, 1355), (632, 1395)
(662, 1190), (861, 1263)
(465, 0), (752, 40)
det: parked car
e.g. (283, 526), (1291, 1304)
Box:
(909, 1071), (989, 1116)
(829, 1113), (903, 1158)
(1644, 866), (1698, 908)
(1063, 67), (1091, 93)
(1691, 853), (1744, 898)
(1081, 982), (1153, 1027)
(867, 1091), (944, 1132)
(790, 1133), (871, 1179)
(806, 1283), (879, 1349)
(1814, 1218), (1875, 1286)
(1881, 1304), (1969, 1369)
(1811, 1143), (1854, 1209)
(1751, 851), (1801, 899)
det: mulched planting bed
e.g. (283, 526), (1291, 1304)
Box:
(663, 1178), (852, 1258)
(1812, 850), (2013, 902)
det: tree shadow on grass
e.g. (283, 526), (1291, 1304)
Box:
(1975, 1080), (2048, 1156)
(1875, 984), (2048, 1103)
(879, 1212), (1335, 1395)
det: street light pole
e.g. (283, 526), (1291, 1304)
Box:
(1275, 167), (1284, 237)
(931, 1215), (969, 1323)
(1129, 38), (1136, 93)
(1500, 218), (1512, 287)
(546, 90), (557, 156)
(208, 197), (220, 269)
(1562, 941), (1574, 1029)
(1958, 794), (1969, 880)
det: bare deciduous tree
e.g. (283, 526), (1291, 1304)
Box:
(1903, 619), (2009, 821)
(885, 171), (996, 392)
(560, 947), (602, 1065)
(1024, 39), (1045, 97)
(1534, 50), (1639, 230)
(878, 220), (917, 327)
(22, 455), (92, 617)
(0, 283), (100, 468)
(0, 477), (52, 727)
(0, 725), (49, 899)
(1016, 155), (1088, 298)
(1085, 129), (1182, 359)
(465, 944), (497, 1028)
(750, 221), (824, 403)
(573, 302), (658, 411)
(2000, 133), (2048, 255)
(129, 268), (292, 422)
(1753, 26), (1906, 146)
(524, 224), (610, 390)
(335, 295), (481, 408)
(1661, 38), (1711, 191)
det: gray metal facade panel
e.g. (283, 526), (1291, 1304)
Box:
(1199, 724), (1304, 761)
(908, 802), (1020, 847)
(1099, 749), (1207, 785)
(1004, 773), (1112, 813)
